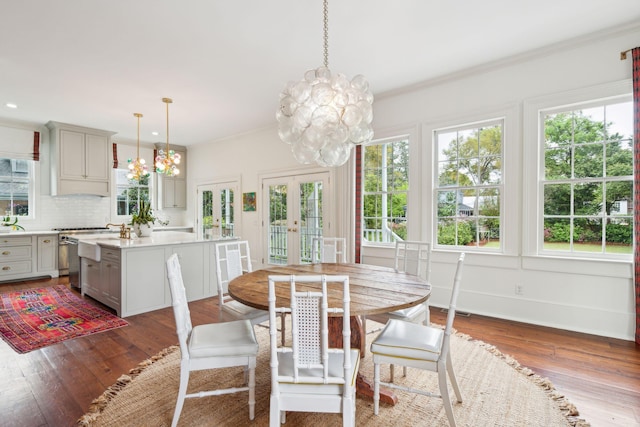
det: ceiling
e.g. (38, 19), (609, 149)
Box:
(1, 1), (639, 146)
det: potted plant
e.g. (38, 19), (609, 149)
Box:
(1, 216), (24, 232)
(130, 200), (156, 237)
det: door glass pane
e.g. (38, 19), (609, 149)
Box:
(220, 188), (235, 237)
(201, 190), (213, 239)
(269, 184), (288, 265)
(299, 180), (323, 264)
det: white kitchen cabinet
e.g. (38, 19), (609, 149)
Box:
(76, 233), (231, 318)
(101, 247), (121, 311)
(0, 235), (32, 278)
(122, 247), (168, 316)
(170, 244), (207, 300)
(161, 177), (187, 209)
(0, 233), (58, 282)
(81, 257), (101, 298)
(47, 121), (115, 196)
(155, 143), (186, 209)
(81, 247), (121, 315)
(37, 235), (57, 272)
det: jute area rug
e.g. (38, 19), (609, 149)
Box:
(77, 322), (589, 427)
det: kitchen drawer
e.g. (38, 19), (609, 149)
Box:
(0, 260), (33, 276)
(0, 245), (32, 260)
(0, 236), (32, 246)
(101, 248), (120, 261)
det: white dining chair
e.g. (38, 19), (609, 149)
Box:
(214, 240), (270, 324)
(268, 274), (359, 427)
(166, 253), (259, 427)
(363, 240), (432, 339)
(370, 253), (465, 427)
(215, 240), (286, 343)
(311, 237), (347, 263)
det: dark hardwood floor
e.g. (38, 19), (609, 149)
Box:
(1, 276), (638, 426)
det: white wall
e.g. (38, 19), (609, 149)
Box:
(187, 24), (640, 340)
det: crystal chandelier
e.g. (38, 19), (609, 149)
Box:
(127, 113), (150, 181)
(155, 97), (181, 176)
(276, 0), (374, 167)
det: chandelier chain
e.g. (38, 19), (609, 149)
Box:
(323, 0), (329, 68)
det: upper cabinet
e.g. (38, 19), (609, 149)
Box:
(46, 121), (116, 196)
(155, 143), (187, 209)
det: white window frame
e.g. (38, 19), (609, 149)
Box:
(361, 133), (416, 246)
(523, 80), (633, 261)
(0, 158), (35, 221)
(424, 105), (519, 256)
(432, 119), (504, 252)
(112, 168), (154, 224)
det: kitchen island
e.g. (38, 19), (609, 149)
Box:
(77, 232), (232, 317)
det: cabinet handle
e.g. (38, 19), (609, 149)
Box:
(2, 251), (9, 255)
(43, 239), (51, 243)
(2, 266), (10, 270)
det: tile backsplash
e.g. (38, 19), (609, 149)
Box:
(24, 195), (185, 231)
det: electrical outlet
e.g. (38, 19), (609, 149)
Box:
(515, 283), (524, 295)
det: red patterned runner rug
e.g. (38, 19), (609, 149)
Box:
(0, 285), (128, 353)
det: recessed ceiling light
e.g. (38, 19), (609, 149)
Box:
(151, 131), (159, 136)
(5, 103), (17, 109)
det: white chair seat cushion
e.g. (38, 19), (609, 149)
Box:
(222, 298), (268, 321)
(370, 319), (443, 362)
(189, 319), (258, 358)
(387, 303), (426, 320)
(277, 349), (360, 395)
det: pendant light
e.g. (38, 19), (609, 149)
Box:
(127, 113), (149, 181)
(155, 97), (181, 176)
(276, 0), (374, 167)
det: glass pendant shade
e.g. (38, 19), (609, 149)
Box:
(127, 113), (150, 181)
(155, 97), (181, 176)
(276, 0), (373, 167)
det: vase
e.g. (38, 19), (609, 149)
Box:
(135, 223), (154, 237)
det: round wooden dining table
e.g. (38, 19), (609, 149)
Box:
(228, 262), (431, 405)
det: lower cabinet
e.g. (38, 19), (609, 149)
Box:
(0, 234), (58, 282)
(81, 252), (121, 316)
(81, 257), (101, 300)
(80, 240), (225, 318)
(101, 247), (121, 312)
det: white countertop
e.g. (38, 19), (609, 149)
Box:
(0, 230), (60, 236)
(76, 231), (233, 249)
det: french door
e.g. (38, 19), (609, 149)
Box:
(262, 172), (330, 265)
(197, 181), (238, 240)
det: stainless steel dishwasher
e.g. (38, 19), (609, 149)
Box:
(66, 237), (80, 288)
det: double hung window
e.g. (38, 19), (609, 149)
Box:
(0, 158), (32, 217)
(115, 169), (151, 217)
(541, 99), (633, 255)
(362, 137), (409, 244)
(434, 120), (503, 249)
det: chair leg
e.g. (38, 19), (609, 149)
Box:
(269, 397), (281, 427)
(438, 364), (457, 427)
(390, 363), (395, 383)
(171, 365), (189, 427)
(373, 362), (380, 415)
(342, 396), (355, 427)
(446, 352), (463, 403)
(248, 364), (256, 420)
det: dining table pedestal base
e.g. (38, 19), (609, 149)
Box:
(328, 315), (398, 405)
